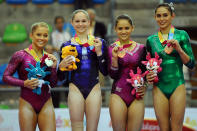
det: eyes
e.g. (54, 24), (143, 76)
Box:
(156, 13), (169, 18)
(35, 33), (48, 38)
(74, 19), (88, 23)
(153, 62), (157, 66)
(117, 26), (130, 31)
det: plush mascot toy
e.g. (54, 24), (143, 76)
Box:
(127, 67), (147, 99)
(141, 52), (162, 83)
(60, 45), (80, 71)
(25, 61), (51, 95)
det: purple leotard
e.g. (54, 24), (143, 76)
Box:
(58, 39), (108, 99)
(108, 43), (146, 107)
(3, 50), (57, 113)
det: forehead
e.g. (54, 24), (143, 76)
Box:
(73, 12), (88, 20)
(156, 7), (170, 14)
(34, 26), (49, 33)
(56, 18), (64, 22)
(116, 19), (132, 27)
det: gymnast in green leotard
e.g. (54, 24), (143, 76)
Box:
(146, 3), (195, 131)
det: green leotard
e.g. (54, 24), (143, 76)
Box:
(146, 28), (195, 99)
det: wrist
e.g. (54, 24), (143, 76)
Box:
(177, 48), (184, 54)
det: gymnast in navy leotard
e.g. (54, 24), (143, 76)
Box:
(58, 9), (108, 131)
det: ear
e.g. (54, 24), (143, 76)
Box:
(42, 66), (47, 71)
(137, 67), (142, 74)
(45, 71), (51, 75)
(141, 61), (148, 65)
(146, 52), (151, 60)
(155, 52), (159, 59)
(28, 63), (35, 69)
(131, 25), (135, 32)
(25, 68), (30, 72)
(129, 69), (134, 77)
(29, 33), (33, 41)
(171, 12), (175, 20)
(159, 59), (162, 64)
(127, 79), (132, 83)
(36, 62), (40, 68)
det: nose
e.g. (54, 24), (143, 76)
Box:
(160, 16), (164, 21)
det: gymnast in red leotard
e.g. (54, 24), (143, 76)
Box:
(3, 22), (57, 131)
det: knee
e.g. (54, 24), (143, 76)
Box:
(71, 121), (84, 131)
(171, 119), (183, 131)
(111, 123), (126, 131)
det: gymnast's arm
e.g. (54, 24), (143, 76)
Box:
(97, 39), (108, 76)
(3, 51), (24, 87)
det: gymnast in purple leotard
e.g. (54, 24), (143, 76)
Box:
(58, 10), (108, 131)
(108, 14), (148, 131)
(3, 22), (57, 131)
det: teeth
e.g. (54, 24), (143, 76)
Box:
(38, 41), (44, 44)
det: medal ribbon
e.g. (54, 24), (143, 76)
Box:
(28, 44), (45, 62)
(158, 26), (175, 44)
(114, 39), (134, 51)
(73, 34), (95, 52)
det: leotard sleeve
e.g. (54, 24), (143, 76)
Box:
(3, 51), (24, 87)
(180, 31), (195, 69)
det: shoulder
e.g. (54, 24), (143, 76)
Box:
(11, 50), (26, 60)
(175, 28), (190, 40)
(176, 28), (189, 35)
(109, 42), (116, 48)
(15, 50), (26, 56)
(137, 43), (146, 49)
(147, 33), (158, 41)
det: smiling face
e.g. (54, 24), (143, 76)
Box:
(155, 6), (175, 30)
(115, 19), (134, 42)
(30, 26), (49, 49)
(71, 12), (90, 34)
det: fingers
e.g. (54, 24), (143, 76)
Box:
(24, 79), (39, 89)
(146, 71), (156, 83)
(136, 87), (145, 98)
(59, 56), (73, 69)
(112, 46), (119, 58)
(47, 54), (57, 62)
(94, 38), (102, 45)
(47, 54), (57, 68)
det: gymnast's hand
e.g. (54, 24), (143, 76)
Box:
(94, 38), (102, 56)
(112, 46), (119, 59)
(166, 39), (182, 52)
(59, 55), (73, 69)
(24, 79), (39, 89)
(146, 71), (157, 84)
(47, 54), (57, 68)
(137, 86), (146, 98)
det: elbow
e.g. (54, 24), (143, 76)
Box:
(185, 59), (195, 70)
(2, 75), (7, 84)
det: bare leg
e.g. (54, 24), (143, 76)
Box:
(38, 98), (56, 131)
(109, 94), (127, 131)
(170, 84), (186, 131)
(69, 83), (85, 131)
(19, 97), (38, 131)
(85, 83), (102, 131)
(127, 99), (144, 131)
(153, 87), (170, 131)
